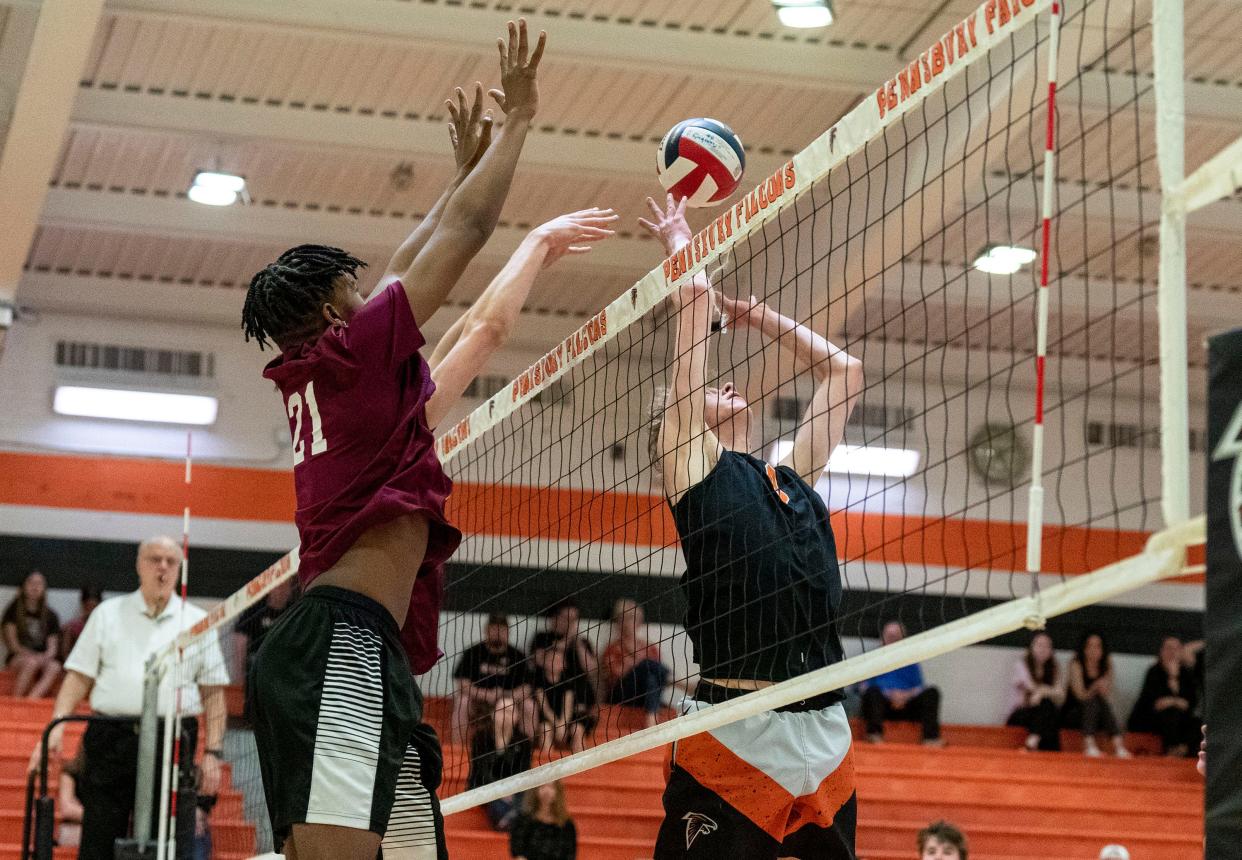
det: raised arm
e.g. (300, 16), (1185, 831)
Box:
(370, 89), (494, 298)
(398, 20), (546, 325)
(424, 207), (617, 428)
(723, 295), (862, 485)
(640, 195), (720, 504)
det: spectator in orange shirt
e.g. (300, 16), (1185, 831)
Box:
(602, 598), (668, 728)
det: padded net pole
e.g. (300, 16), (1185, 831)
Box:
(1153, 0), (1190, 527)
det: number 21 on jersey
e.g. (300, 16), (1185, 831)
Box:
(285, 381), (328, 466)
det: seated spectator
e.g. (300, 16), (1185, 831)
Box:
(1098, 845), (1130, 860)
(3, 571), (62, 698)
(509, 780), (577, 860)
(862, 620), (942, 745)
(1128, 636), (1199, 756)
(602, 599), (668, 729)
(468, 695), (534, 831)
(232, 578), (298, 713)
(59, 584), (103, 661)
(530, 641), (594, 754)
(454, 614), (536, 744)
(531, 598), (599, 709)
(1006, 631), (1064, 751)
(918, 820), (968, 859)
(1062, 631), (1130, 758)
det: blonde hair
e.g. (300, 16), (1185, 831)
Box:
(522, 779), (570, 826)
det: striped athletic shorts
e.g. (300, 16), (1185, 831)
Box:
(250, 586), (446, 859)
(653, 682), (857, 859)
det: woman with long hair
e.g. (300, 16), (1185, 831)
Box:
(1062, 631), (1130, 758)
(1006, 631), (1063, 751)
(509, 780), (576, 860)
(2, 571), (62, 698)
(1127, 636), (1199, 756)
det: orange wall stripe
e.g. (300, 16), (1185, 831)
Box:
(0, 451), (1199, 580)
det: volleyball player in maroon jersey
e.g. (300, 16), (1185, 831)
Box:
(239, 22), (614, 860)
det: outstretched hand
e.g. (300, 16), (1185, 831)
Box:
(637, 193), (691, 255)
(532, 208), (619, 268)
(488, 19), (546, 118)
(446, 83), (494, 175)
(720, 294), (764, 330)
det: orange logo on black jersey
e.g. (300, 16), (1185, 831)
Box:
(764, 463), (791, 505)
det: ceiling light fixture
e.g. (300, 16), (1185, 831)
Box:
(773, 0), (835, 29)
(769, 439), (921, 477)
(189, 170), (246, 207)
(53, 386), (219, 426)
(973, 244), (1038, 275)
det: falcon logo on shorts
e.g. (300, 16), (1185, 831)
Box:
(683, 811), (718, 849)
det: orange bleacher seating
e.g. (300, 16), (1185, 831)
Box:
(0, 681), (1204, 860)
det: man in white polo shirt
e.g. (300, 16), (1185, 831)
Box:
(32, 536), (229, 860)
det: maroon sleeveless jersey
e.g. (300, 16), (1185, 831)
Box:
(262, 281), (460, 672)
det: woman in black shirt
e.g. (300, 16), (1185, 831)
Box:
(2, 571), (62, 698)
(468, 695), (534, 831)
(509, 780), (576, 860)
(1128, 636), (1199, 755)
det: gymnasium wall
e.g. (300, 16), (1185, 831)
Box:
(0, 306), (1206, 660)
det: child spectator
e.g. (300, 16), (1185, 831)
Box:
(509, 780), (577, 860)
(1062, 631), (1130, 758)
(602, 599), (668, 729)
(918, 820), (968, 859)
(2, 571), (62, 698)
(1128, 636), (1199, 756)
(1006, 631), (1064, 751)
(468, 695), (535, 831)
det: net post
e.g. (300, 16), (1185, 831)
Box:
(1153, 0), (1190, 527)
(131, 655), (163, 848)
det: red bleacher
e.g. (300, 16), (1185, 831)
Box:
(0, 678), (1203, 860)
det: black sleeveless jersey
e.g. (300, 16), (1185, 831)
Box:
(670, 449), (846, 687)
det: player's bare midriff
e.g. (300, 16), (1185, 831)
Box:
(307, 512), (430, 628)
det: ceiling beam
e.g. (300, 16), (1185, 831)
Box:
(38, 188), (651, 271)
(0, 0), (106, 307)
(97, 0), (893, 93)
(71, 87), (789, 182)
(70, 0), (1239, 126)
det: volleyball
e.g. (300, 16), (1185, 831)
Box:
(656, 117), (746, 208)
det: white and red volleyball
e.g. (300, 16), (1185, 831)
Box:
(656, 118), (746, 208)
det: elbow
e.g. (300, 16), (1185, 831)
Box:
(468, 316), (512, 353)
(447, 212), (497, 251)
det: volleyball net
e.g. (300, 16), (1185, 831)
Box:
(133, 0), (1242, 853)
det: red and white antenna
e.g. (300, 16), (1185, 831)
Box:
(1027, 1), (1063, 581)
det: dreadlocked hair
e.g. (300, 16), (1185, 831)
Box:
(242, 244), (368, 350)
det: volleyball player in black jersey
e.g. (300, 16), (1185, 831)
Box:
(641, 194), (864, 859)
